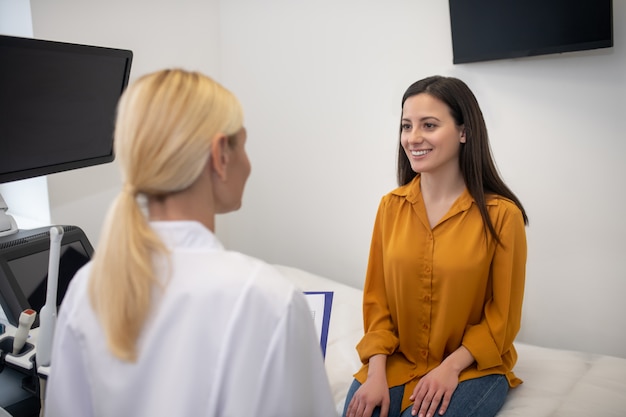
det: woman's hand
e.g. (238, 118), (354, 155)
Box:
(409, 363), (458, 417)
(346, 374), (390, 417)
(346, 354), (389, 417)
(409, 346), (474, 417)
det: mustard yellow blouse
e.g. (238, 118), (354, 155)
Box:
(354, 175), (527, 412)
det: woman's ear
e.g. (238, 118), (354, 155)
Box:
(209, 133), (229, 181)
(459, 125), (467, 143)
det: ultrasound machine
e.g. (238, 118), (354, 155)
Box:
(0, 34), (132, 416)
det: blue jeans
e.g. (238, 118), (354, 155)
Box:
(342, 374), (509, 417)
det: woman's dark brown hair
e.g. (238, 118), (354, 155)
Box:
(397, 75), (528, 242)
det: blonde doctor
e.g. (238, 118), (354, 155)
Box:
(44, 69), (336, 417)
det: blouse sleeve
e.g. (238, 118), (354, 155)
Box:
(462, 202), (527, 370)
(356, 198), (400, 363)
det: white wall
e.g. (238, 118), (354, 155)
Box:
(0, 0), (31, 35)
(28, 0), (223, 243)
(9, 0), (626, 358)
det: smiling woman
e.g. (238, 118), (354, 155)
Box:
(400, 93), (466, 182)
(343, 76), (529, 417)
(400, 93), (467, 227)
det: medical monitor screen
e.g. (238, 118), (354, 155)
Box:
(0, 226), (93, 328)
(0, 35), (133, 183)
(7, 241), (89, 314)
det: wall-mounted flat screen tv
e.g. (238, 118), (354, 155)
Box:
(449, 0), (613, 64)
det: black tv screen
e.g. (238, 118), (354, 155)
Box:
(0, 35), (133, 183)
(449, 0), (613, 64)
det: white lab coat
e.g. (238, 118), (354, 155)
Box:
(44, 221), (336, 417)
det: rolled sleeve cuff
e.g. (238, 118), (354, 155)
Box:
(463, 325), (503, 370)
(356, 331), (398, 364)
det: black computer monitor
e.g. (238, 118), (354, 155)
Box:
(0, 35), (133, 184)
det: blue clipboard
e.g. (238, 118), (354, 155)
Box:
(303, 291), (333, 358)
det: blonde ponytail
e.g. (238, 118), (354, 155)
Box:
(89, 69), (243, 361)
